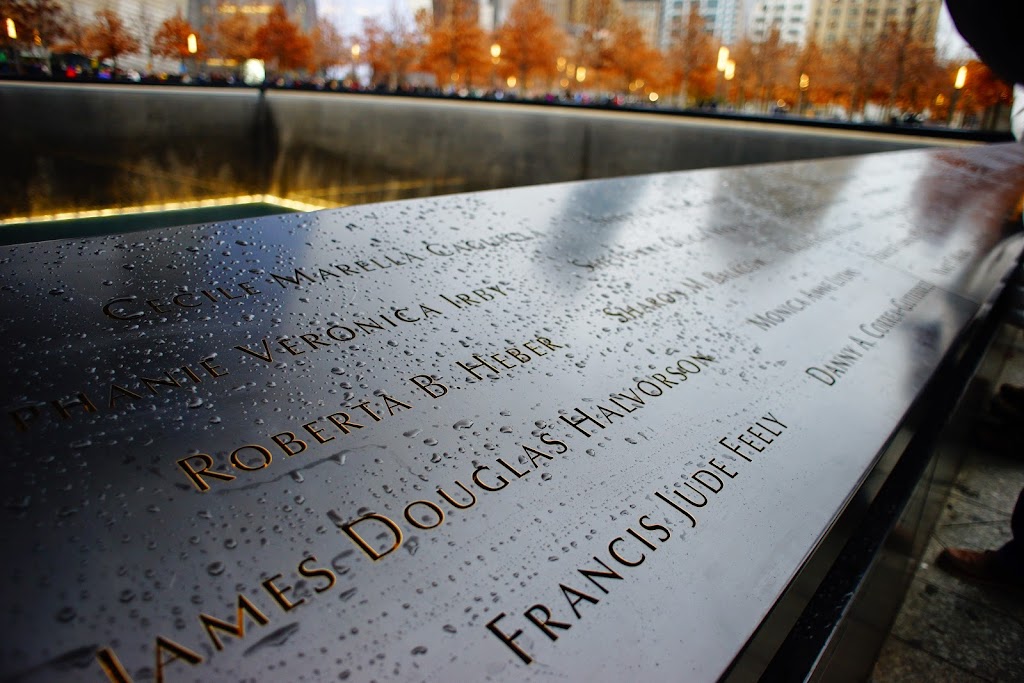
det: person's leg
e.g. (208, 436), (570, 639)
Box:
(937, 487), (1023, 586)
(994, 487), (1024, 571)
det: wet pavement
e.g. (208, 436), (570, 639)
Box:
(872, 328), (1024, 682)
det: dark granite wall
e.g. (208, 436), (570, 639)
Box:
(0, 83), (963, 220)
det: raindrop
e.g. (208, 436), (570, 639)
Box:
(243, 622), (300, 655)
(45, 645), (96, 670)
(330, 550), (354, 572)
(327, 510), (345, 527)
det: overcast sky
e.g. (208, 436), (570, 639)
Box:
(318, 0), (422, 34)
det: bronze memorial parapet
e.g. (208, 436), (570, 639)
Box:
(2, 145), (1023, 682)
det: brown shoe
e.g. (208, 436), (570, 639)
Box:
(936, 547), (1021, 588)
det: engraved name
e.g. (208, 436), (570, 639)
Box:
(176, 392), (414, 492)
(487, 410), (789, 664)
(806, 281), (933, 385)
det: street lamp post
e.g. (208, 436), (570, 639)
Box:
(186, 32), (198, 74)
(716, 46), (729, 104)
(5, 17), (20, 75)
(490, 43), (501, 91)
(723, 59), (735, 105)
(350, 44), (361, 88)
(798, 72), (809, 116)
(947, 65), (967, 127)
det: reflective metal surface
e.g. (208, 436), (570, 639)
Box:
(1, 145), (1023, 682)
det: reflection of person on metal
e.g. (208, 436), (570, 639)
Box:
(936, 1), (1024, 588)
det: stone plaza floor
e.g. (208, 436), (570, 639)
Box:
(872, 329), (1024, 682)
